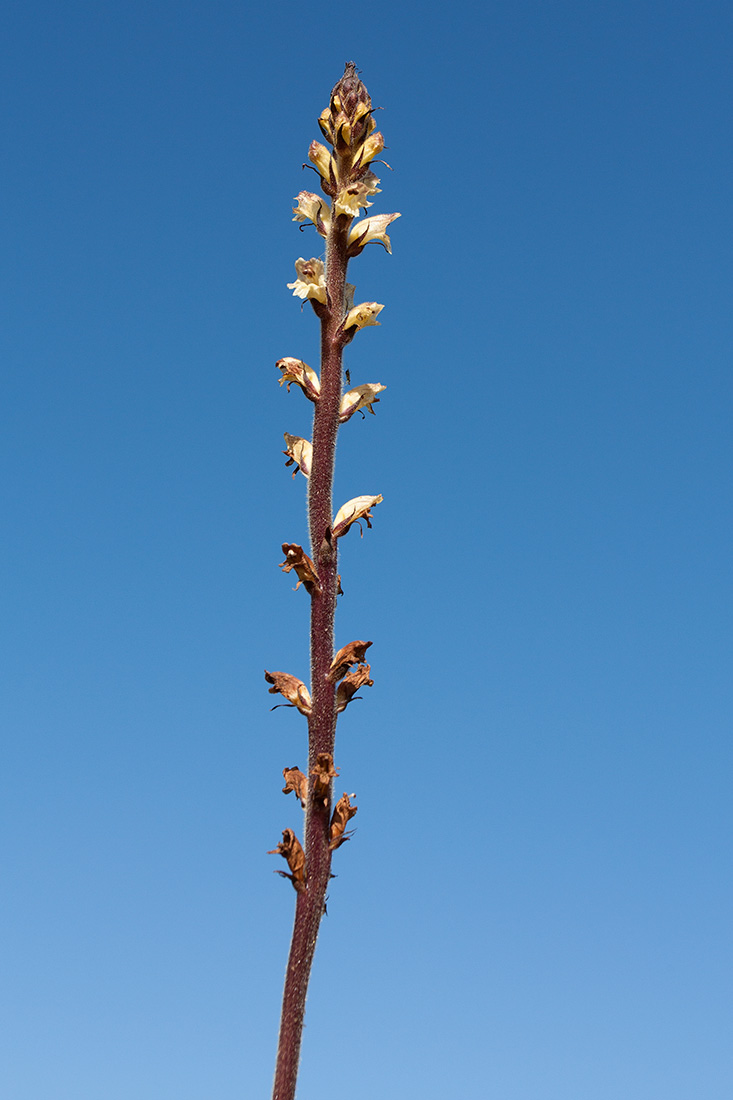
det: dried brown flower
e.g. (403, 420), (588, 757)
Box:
(335, 663), (374, 713)
(264, 670), (312, 716)
(328, 640), (373, 683)
(268, 828), (307, 890)
(282, 767), (308, 807)
(279, 543), (321, 596)
(329, 793), (358, 850)
(311, 752), (339, 804)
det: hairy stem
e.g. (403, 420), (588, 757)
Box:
(271, 217), (349, 1100)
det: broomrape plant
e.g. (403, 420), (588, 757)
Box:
(266, 63), (399, 1100)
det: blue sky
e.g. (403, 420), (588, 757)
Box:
(1, 1), (732, 1097)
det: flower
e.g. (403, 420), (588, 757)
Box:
(292, 191), (330, 237)
(308, 140), (334, 182)
(332, 494), (383, 538)
(342, 302), (384, 332)
(279, 543), (321, 596)
(335, 664), (374, 713)
(282, 433), (312, 478)
(282, 767), (308, 806)
(329, 793), (358, 850)
(339, 382), (385, 423)
(268, 828), (307, 890)
(354, 130), (384, 171)
(333, 170), (381, 217)
(328, 640), (373, 682)
(348, 212), (401, 256)
(311, 752), (339, 805)
(264, 670), (312, 716)
(276, 357), (321, 401)
(287, 257), (327, 304)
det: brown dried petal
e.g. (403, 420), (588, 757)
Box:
(279, 543), (321, 596)
(311, 752), (339, 804)
(264, 670), (312, 716)
(328, 640), (373, 683)
(268, 828), (307, 890)
(335, 663), (374, 713)
(282, 767), (308, 807)
(329, 793), (358, 851)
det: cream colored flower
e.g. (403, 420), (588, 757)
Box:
(339, 383), (385, 422)
(348, 212), (401, 255)
(308, 140), (334, 181)
(332, 494), (383, 538)
(287, 257), (327, 304)
(283, 433), (312, 478)
(276, 357), (321, 401)
(333, 170), (381, 217)
(292, 191), (330, 237)
(354, 130), (384, 170)
(343, 302), (384, 331)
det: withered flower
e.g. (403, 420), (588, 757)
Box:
(268, 828), (307, 890)
(279, 543), (321, 596)
(332, 494), (383, 538)
(311, 752), (339, 804)
(282, 767), (308, 807)
(335, 663), (374, 713)
(264, 670), (312, 716)
(283, 433), (312, 478)
(339, 382), (385, 423)
(276, 357), (321, 402)
(328, 640), (373, 683)
(329, 793), (358, 850)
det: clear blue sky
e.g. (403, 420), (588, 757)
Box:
(2, 2), (732, 1097)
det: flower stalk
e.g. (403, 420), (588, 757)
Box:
(267, 63), (398, 1100)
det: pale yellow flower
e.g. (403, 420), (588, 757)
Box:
(333, 170), (381, 217)
(348, 213), (401, 255)
(339, 383), (386, 422)
(308, 140), (333, 181)
(343, 302), (384, 331)
(292, 191), (330, 237)
(276, 357), (321, 401)
(287, 257), (327, 304)
(332, 494), (383, 538)
(283, 433), (313, 478)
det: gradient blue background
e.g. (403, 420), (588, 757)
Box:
(2, 2), (731, 1097)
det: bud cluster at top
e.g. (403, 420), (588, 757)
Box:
(308, 61), (385, 199)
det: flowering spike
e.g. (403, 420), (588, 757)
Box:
(271, 64), (398, 1099)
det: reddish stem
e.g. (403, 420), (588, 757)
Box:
(271, 216), (349, 1100)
